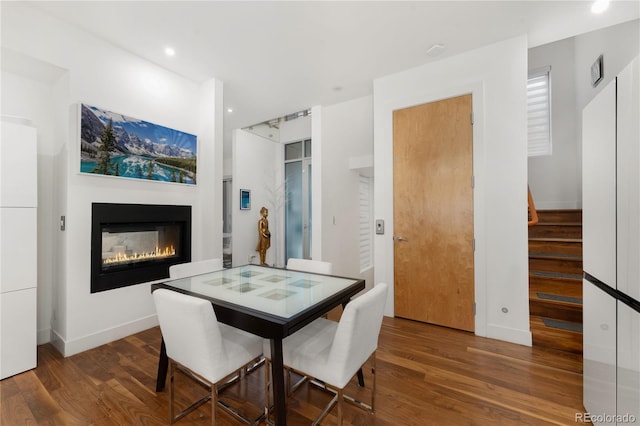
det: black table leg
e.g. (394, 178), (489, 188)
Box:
(155, 338), (168, 392)
(270, 338), (287, 426)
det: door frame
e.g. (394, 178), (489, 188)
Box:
(377, 82), (487, 337)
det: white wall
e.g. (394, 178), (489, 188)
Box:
(575, 19), (640, 115)
(528, 37), (579, 210)
(574, 19), (639, 206)
(1, 3), (223, 356)
(320, 96), (374, 287)
(280, 115), (311, 144)
(527, 19), (639, 210)
(374, 36), (531, 346)
(232, 129), (281, 267)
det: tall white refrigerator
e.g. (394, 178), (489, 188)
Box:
(0, 118), (38, 379)
(582, 57), (640, 425)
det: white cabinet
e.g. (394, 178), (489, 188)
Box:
(618, 302), (640, 423)
(0, 121), (37, 208)
(583, 281), (617, 420)
(582, 78), (617, 288)
(0, 120), (38, 380)
(0, 288), (37, 379)
(616, 56), (640, 426)
(617, 58), (640, 301)
(0, 208), (37, 293)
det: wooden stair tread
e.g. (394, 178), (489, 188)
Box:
(530, 316), (583, 353)
(529, 240), (583, 256)
(529, 291), (582, 306)
(529, 252), (582, 260)
(529, 237), (582, 243)
(537, 209), (582, 212)
(533, 222), (582, 226)
(530, 270), (582, 280)
(529, 259), (583, 275)
(529, 280), (582, 298)
(530, 316), (582, 334)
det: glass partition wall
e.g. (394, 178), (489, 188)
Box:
(284, 139), (312, 262)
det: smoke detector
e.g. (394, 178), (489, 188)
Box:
(426, 43), (446, 57)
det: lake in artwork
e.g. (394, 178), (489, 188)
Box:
(80, 104), (197, 185)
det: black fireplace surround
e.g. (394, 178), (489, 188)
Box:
(91, 203), (191, 293)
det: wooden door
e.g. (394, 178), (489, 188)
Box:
(393, 94), (475, 332)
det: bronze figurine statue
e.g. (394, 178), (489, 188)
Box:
(256, 206), (271, 265)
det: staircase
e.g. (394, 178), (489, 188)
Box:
(528, 209), (583, 354)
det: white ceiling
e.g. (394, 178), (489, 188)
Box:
(18, 1), (640, 140)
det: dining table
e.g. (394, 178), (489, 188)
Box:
(151, 263), (365, 426)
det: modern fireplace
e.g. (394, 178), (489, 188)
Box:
(91, 203), (191, 293)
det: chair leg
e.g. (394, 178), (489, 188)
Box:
(371, 352), (376, 413)
(211, 385), (217, 426)
(337, 388), (344, 426)
(169, 361), (175, 424)
(264, 358), (271, 422)
(357, 368), (365, 387)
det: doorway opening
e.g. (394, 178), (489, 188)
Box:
(285, 139), (312, 262)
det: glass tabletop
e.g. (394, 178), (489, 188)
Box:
(160, 264), (362, 319)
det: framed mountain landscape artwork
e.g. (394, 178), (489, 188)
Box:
(80, 104), (197, 185)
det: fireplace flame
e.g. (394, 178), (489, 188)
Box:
(103, 245), (176, 266)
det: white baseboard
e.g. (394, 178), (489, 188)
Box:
(51, 315), (159, 357)
(486, 323), (533, 347)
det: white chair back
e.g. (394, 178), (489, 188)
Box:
(153, 289), (228, 383)
(169, 258), (223, 279)
(286, 258), (333, 275)
(328, 283), (388, 387)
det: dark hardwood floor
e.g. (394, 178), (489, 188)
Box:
(1, 317), (586, 425)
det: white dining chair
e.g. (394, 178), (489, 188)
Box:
(153, 289), (264, 425)
(286, 258), (333, 275)
(169, 258), (223, 279)
(286, 257), (369, 387)
(264, 282), (388, 425)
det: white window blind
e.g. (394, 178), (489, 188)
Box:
(358, 175), (372, 272)
(527, 66), (552, 156)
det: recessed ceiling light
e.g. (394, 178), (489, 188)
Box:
(164, 47), (175, 57)
(591, 0), (609, 14)
(227, 108), (233, 113)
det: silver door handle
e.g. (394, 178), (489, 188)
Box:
(395, 236), (408, 242)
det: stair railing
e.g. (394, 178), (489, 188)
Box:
(528, 186), (539, 226)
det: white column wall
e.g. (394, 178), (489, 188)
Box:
(374, 36), (531, 346)
(320, 96), (374, 286)
(1, 3), (223, 355)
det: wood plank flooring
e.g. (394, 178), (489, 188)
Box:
(1, 317), (586, 425)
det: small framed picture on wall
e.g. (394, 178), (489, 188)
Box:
(240, 189), (251, 210)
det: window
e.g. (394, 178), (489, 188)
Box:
(527, 66), (552, 156)
(358, 175), (372, 272)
